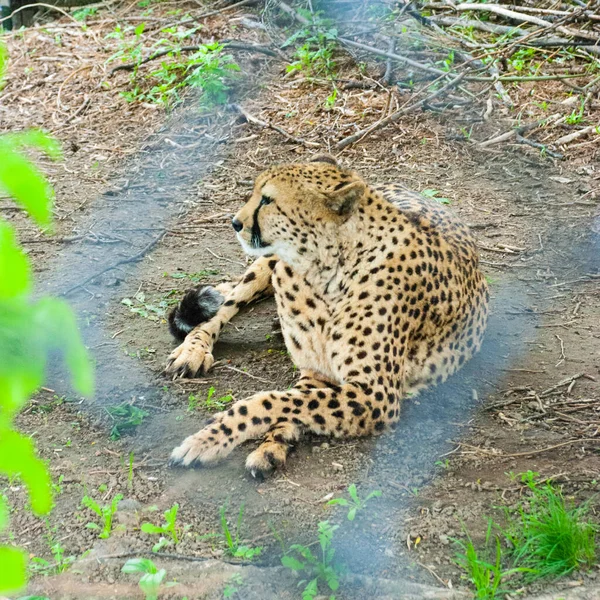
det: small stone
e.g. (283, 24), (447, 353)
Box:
(332, 462), (343, 472)
(439, 534), (449, 545)
(384, 548), (395, 558)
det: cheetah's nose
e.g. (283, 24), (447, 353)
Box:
(231, 218), (243, 232)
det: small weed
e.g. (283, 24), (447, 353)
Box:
(72, 6), (98, 21)
(106, 402), (149, 439)
(284, 10), (338, 86)
(205, 386), (234, 411)
(281, 520), (341, 600)
(121, 291), (177, 321)
(421, 188), (451, 205)
(565, 98), (586, 125)
(122, 558), (173, 600)
(187, 394), (198, 412)
(223, 573), (243, 598)
(29, 533), (76, 576)
(166, 269), (220, 282)
(82, 493), (124, 539)
(51, 474), (65, 495)
(141, 503), (182, 552)
(435, 459), (451, 469)
(327, 484), (381, 521)
(219, 504), (262, 560)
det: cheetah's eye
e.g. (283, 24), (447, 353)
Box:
(260, 195), (273, 206)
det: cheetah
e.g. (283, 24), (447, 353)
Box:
(166, 155), (489, 477)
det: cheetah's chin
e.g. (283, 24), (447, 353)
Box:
(237, 235), (274, 257)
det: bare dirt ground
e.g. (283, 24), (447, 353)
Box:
(2, 1), (600, 599)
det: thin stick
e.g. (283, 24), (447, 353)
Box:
(231, 104), (320, 148)
(214, 365), (275, 385)
(458, 438), (600, 459)
(62, 231), (165, 297)
(335, 73), (465, 150)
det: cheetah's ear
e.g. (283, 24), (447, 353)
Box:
(325, 180), (365, 218)
(309, 153), (338, 167)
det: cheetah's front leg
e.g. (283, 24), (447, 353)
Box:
(165, 255), (278, 378)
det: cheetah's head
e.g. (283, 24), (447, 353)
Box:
(231, 155), (366, 266)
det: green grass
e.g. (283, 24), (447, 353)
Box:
(455, 521), (530, 599)
(504, 471), (597, 580)
(455, 472), (597, 598)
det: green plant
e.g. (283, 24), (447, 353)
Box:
(421, 188), (451, 204)
(0, 43), (93, 595)
(29, 542), (76, 576)
(284, 11), (338, 80)
(455, 522), (529, 599)
(223, 573), (243, 598)
(82, 493), (124, 539)
(167, 269), (219, 282)
(51, 474), (65, 495)
(106, 402), (149, 439)
(141, 503), (181, 552)
(565, 98), (586, 125)
(435, 459), (451, 469)
(107, 25), (240, 108)
(281, 520), (341, 600)
(219, 504), (262, 560)
(121, 291), (176, 321)
(72, 6), (98, 21)
(503, 471), (597, 580)
(122, 558), (171, 600)
(327, 484), (381, 521)
(205, 386), (234, 411)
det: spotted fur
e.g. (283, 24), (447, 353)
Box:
(166, 155), (489, 476)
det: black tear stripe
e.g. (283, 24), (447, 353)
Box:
(251, 204), (263, 248)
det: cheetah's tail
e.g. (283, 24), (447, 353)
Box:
(168, 286), (224, 341)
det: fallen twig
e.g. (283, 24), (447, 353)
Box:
(62, 231), (165, 297)
(458, 438), (600, 459)
(231, 103), (320, 148)
(335, 73), (465, 150)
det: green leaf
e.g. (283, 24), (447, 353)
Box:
(142, 523), (165, 535)
(0, 546), (27, 594)
(347, 507), (357, 521)
(281, 555), (305, 571)
(327, 498), (348, 507)
(348, 484), (359, 504)
(0, 40), (7, 82)
(0, 224), (31, 298)
(85, 522), (100, 530)
(121, 558), (157, 574)
(0, 134), (61, 228)
(0, 431), (52, 515)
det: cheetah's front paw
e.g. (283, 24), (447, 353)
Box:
(165, 336), (214, 378)
(245, 441), (289, 478)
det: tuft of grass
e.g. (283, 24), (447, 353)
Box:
(454, 471), (597, 598)
(455, 521), (530, 599)
(503, 471), (597, 580)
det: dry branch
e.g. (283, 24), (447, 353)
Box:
(231, 104), (320, 148)
(335, 73), (466, 150)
